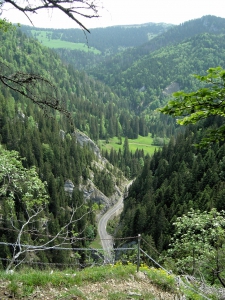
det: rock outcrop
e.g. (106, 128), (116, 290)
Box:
(64, 179), (74, 195)
(74, 130), (102, 159)
(162, 82), (180, 96)
(63, 130), (128, 212)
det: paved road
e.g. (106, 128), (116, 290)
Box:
(98, 182), (133, 263)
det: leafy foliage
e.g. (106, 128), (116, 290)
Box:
(0, 61), (98, 268)
(168, 209), (225, 284)
(0, 19), (14, 32)
(159, 67), (225, 146)
(0, 143), (98, 272)
(0, 146), (49, 270)
(0, 145), (49, 212)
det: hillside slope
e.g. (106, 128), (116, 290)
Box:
(19, 16), (225, 141)
(91, 15), (225, 80)
(21, 22), (172, 53)
(89, 16), (225, 138)
(0, 25), (131, 268)
(20, 22), (172, 71)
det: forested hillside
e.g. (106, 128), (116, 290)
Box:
(0, 26), (143, 268)
(89, 15), (225, 138)
(0, 29), (97, 266)
(21, 22), (171, 70)
(92, 15), (225, 283)
(22, 22), (171, 53)
(91, 15), (225, 81)
(3, 27), (153, 141)
(21, 16), (225, 140)
(117, 119), (225, 250)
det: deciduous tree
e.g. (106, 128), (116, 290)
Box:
(0, 146), (90, 272)
(158, 67), (225, 146)
(168, 209), (225, 286)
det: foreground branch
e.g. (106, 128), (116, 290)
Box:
(1, 0), (101, 32)
(0, 60), (71, 119)
(6, 203), (92, 272)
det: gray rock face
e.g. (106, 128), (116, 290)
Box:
(162, 82), (180, 96)
(59, 129), (66, 140)
(18, 110), (25, 119)
(64, 179), (74, 195)
(74, 131), (102, 159)
(63, 130), (128, 213)
(80, 179), (116, 210)
(64, 177), (121, 213)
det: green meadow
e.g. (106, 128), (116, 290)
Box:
(99, 134), (161, 156)
(31, 30), (101, 53)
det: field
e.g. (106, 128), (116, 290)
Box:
(31, 30), (101, 53)
(99, 134), (161, 156)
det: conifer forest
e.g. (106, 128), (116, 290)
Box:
(2, 11), (225, 286)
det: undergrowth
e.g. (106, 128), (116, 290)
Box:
(0, 262), (220, 299)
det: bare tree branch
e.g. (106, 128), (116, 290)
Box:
(0, 60), (71, 119)
(6, 204), (92, 272)
(0, 1), (101, 117)
(1, 0), (101, 32)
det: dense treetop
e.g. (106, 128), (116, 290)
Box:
(117, 120), (225, 251)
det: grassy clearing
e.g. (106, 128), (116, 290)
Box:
(99, 134), (161, 156)
(89, 232), (102, 249)
(31, 30), (101, 53)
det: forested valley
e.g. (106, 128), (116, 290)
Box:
(0, 26), (144, 268)
(2, 14), (225, 285)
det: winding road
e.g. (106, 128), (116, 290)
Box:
(98, 182), (133, 263)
